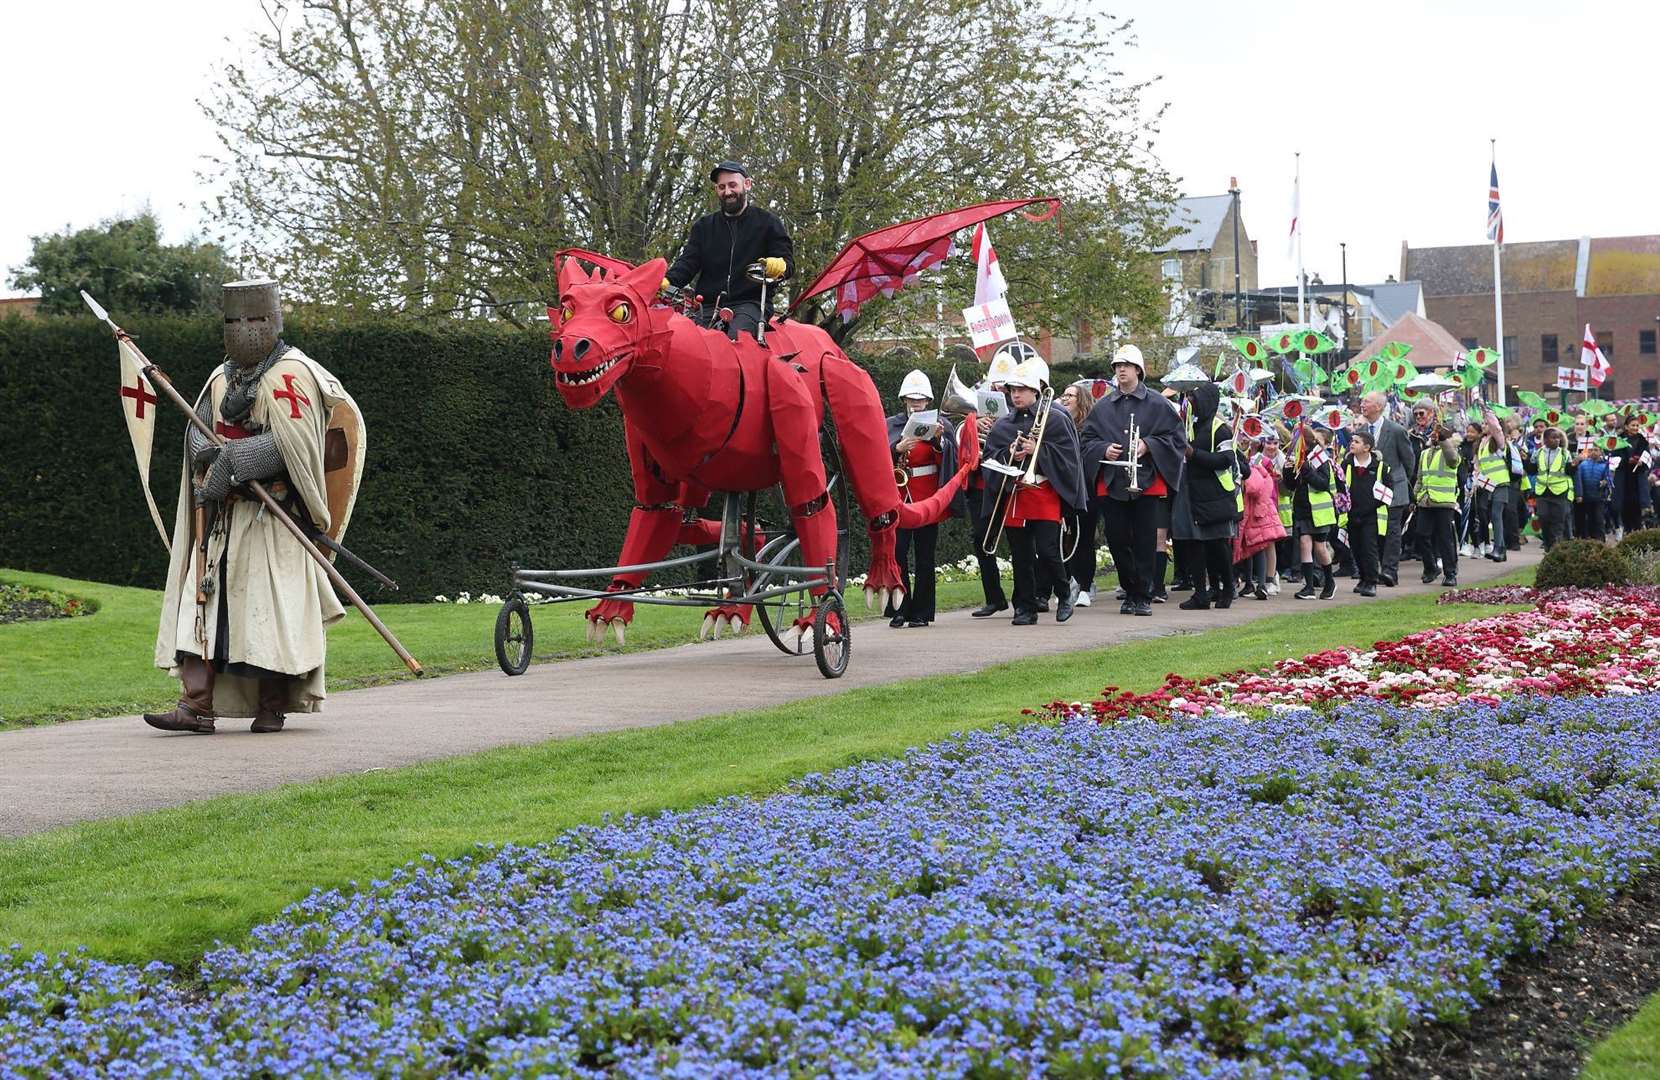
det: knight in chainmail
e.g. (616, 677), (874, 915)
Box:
(146, 279), (352, 735)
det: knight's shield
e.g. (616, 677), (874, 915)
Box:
(322, 397), (366, 548)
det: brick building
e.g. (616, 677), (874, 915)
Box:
(1152, 193), (1257, 301)
(1402, 236), (1660, 402)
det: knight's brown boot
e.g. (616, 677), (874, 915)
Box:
(143, 657), (216, 734)
(252, 677), (289, 733)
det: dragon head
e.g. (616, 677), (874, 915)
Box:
(549, 256), (668, 408)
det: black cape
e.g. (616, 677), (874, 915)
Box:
(1080, 383), (1188, 500)
(980, 403), (1087, 515)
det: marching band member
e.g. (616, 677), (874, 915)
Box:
(982, 361), (1086, 625)
(1080, 345), (1187, 617)
(966, 347), (1025, 618)
(1059, 380), (1101, 607)
(885, 370), (955, 627)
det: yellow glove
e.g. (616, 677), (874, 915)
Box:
(659, 277), (673, 293)
(762, 257), (787, 280)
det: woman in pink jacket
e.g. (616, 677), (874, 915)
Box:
(1233, 434), (1288, 599)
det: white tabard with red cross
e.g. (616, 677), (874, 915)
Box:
(153, 348), (348, 718)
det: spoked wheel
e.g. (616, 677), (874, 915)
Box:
(752, 534), (812, 655)
(494, 594), (534, 675)
(747, 426), (853, 658)
(813, 591), (850, 679)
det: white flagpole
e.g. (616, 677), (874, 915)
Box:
(1295, 152), (1306, 327)
(1491, 139), (1506, 405)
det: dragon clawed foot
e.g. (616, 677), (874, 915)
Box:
(697, 604), (752, 641)
(584, 597), (635, 647)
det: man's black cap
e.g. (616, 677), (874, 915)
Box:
(709, 160), (748, 181)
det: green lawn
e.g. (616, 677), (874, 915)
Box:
(1585, 996), (1660, 1079)
(0, 568), (1002, 728)
(0, 581), (1523, 970)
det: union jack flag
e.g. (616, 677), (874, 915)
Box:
(1486, 162), (1504, 244)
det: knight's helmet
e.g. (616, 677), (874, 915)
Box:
(222, 279), (284, 367)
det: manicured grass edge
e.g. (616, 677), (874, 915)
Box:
(0, 582), (1524, 969)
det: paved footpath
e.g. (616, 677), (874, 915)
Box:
(0, 549), (1537, 837)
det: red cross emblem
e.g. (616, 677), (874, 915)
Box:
(120, 375), (158, 419)
(273, 373), (311, 419)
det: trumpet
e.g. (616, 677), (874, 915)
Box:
(981, 386), (1054, 555)
(1101, 414), (1143, 494)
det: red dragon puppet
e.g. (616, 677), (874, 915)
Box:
(550, 254), (970, 647)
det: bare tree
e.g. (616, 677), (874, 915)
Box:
(203, 0), (1176, 334)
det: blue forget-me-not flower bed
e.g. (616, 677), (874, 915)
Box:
(4, 693), (1660, 1077)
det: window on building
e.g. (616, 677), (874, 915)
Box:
(1641, 329), (1657, 355)
(1541, 334), (1558, 365)
(1642, 378), (1658, 398)
(1161, 258), (1182, 284)
(1596, 331), (1614, 358)
(1502, 336), (1517, 363)
(1460, 337), (1478, 350)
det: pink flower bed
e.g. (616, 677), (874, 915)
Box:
(1044, 589), (1660, 725)
(1440, 584), (1660, 607)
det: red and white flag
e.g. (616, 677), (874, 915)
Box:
(1580, 324), (1611, 387)
(1556, 365), (1587, 392)
(971, 222), (1007, 307)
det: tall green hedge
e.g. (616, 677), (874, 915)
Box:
(0, 315), (986, 600)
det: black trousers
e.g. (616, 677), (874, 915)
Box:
(1065, 508), (1096, 594)
(1503, 483), (1522, 547)
(1177, 537), (1233, 598)
(1351, 521), (1382, 586)
(698, 300), (764, 340)
(1575, 500), (1606, 541)
(1418, 506), (1458, 579)
(893, 524), (938, 623)
(1536, 494), (1570, 549)
(1380, 504), (1408, 583)
(1009, 520), (1065, 616)
(966, 488), (1008, 607)
(1100, 494), (1162, 603)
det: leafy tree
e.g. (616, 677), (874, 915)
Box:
(10, 213), (235, 316)
(203, 0), (1176, 338)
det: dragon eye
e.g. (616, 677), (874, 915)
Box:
(609, 302), (631, 323)
(559, 303), (574, 324)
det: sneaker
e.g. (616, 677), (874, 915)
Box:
(1480, 542), (1493, 557)
(1442, 575), (1458, 588)
(1459, 543), (1476, 558)
(1152, 590), (1168, 604)
(1265, 580), (1280, 596)
(1357, 583), (1377, 597)
(1254, 584), (1269, 600)
(1294, 583), (1319, 600)
(1115, 586), (1128, 601)
(1132, 600), (1153, 616)
(1178, 593), (1210, 611)
(1075, 591), (1092, 608)
(1119, 599), (1134, 615)
(1319, 568), (1336, 600)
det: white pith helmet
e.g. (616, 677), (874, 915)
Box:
(1004, 360), (1045, 391)
(1112, 343), (1146, 375)
(897, 369), (934, 401)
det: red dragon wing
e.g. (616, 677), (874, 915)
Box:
(788, 198), (1061, 321)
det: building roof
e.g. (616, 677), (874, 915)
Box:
(1585, 235), (1660, 295)
(1403, 234), (1660, 297)
(1364, 281), (1423, 324)
(1152, 195), (1236, 253)
(1349, 311), (1466, 370)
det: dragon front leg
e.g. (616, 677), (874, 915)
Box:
(675, 515), (764, 640)
(585, 503), (684, 646)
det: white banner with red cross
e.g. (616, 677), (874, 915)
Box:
(117, 337), (171, 549)
(1556, 366), (1587, 392)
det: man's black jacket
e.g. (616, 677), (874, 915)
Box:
(666, 203), (794, 309)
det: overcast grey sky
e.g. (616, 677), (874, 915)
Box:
(3, 0), (1653, 296)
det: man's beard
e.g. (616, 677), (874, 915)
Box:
(720, 192), (746, 214)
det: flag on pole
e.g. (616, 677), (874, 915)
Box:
(1556, 366), (1587, 392)
(117, 338), (172, 549)
(1581, 324), (1611, 386)
(1486, 161), (1504, 244)
(971, 223), (1008, 307)
(1287, 172), (1300, 259)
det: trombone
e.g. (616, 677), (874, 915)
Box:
(980, 386), (1054, 555)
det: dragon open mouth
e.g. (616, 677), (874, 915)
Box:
(556, 354), (626, 388)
